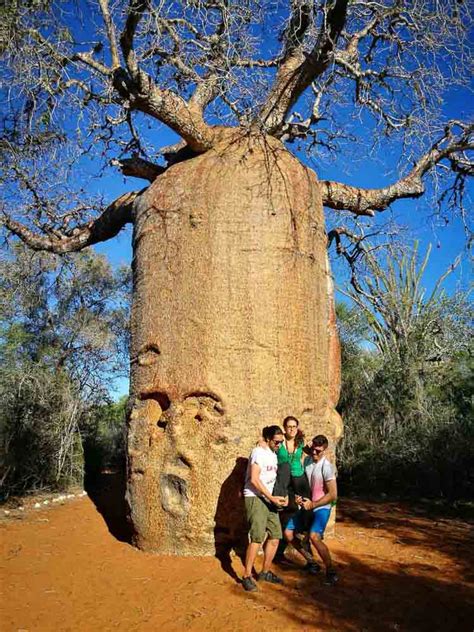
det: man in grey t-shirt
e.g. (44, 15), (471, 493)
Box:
(291, 434), (339, 585)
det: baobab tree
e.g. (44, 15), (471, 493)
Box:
(1, 0), (472, 555)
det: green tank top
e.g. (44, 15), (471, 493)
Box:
(277, 442), (305, 477)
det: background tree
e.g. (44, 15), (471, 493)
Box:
(337, 244), (473, 499)
(0, 243), (130, 498)
(1, 0), (472, 554)
(82, 395), (128, 481)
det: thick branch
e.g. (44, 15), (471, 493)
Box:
(2, 192), (138, 254)
(120, 0), (148, 76)
(259, 0), (349, 135)
(112, 65), (216, 152)
(322, 122), (474, 215)
(321, 178), (422, 217)
(111, 156), (165, 181)
(114, 1), (215, 152)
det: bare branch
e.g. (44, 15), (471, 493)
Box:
(73, 52), (113, 77)
(111, 156), (165, 181)
(2, 192), (138, 254)
(112, 0), (216, 150)
(278, 77), (331, 143)
(281, 0), (314, 61)
(98, 0), (121, 69)
(120, 0), (148, 76)
(231, 58), (279, 68)
(322, 122), (474, 216)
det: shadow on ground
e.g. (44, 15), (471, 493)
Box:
(84, 468), (133, 544)
(80, 471), (474, 631)
(270, 549), (474, 632)
(226, 498), (474, 631)
(337, 498), (474, 580)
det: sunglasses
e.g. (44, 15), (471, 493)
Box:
(273, 440), (284, 446)
(311, 446), (325, 453)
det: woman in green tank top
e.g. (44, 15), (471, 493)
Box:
(277, 416), (306, 477)
(273, 416), (312, 563)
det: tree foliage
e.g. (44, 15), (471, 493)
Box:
(337, 245), (473, 499)
(0, 242), (130, 497)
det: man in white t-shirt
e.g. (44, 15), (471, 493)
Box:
(241, 425), (287, 592)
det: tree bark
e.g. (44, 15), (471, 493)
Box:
(2, 191), (137, 253)
(126, 129), (342, 554)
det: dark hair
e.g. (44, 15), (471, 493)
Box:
(312, 434), (329, 448)
(262, 425), (284, 441)
(283, 416), (304, 447)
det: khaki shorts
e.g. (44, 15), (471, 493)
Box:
(245, 496), (282, 543)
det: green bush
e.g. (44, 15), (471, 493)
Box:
(0, 244), (130, 499)
(81, 397), (127, 479)
(336, 246), (473, 500)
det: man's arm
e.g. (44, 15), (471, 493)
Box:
(299, 479), (338, 510)
(249, 463), (286, 506)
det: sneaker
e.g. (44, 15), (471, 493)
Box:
(242, 576), (258, 592)
(257, 570), (284, 584)
(303, 561), (321, 575)
(324, 568), (338, 586)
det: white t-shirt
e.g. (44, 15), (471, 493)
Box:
(305, 456), (335, 511)
(243, 446), (278, 498)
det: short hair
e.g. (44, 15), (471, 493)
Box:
(262, 425), (284, 441)
(312, 434), (329, 448)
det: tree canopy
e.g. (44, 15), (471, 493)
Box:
(0, 242), (130, 495)
(1, 0), (472, 254)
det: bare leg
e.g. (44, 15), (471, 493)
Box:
(244, 542), (261, 577)
(309, 532), (333, 570)
(262, 538), (279, 572)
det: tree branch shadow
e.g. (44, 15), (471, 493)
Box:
(267, 548), (474, 632)
(337, 497), (474, 579)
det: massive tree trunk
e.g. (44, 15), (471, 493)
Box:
(126, 129), (342, 555)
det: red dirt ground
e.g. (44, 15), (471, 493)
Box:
(1, 479), (473, 632)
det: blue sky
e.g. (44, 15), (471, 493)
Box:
(89, 87), (472, 399)
(60, 5), (472, 397)
(95, 146), (471, 399)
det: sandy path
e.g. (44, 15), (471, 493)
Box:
(1, 487), (473, 632)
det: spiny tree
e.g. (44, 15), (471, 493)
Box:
(1, 0), (472, 554)
(336, 245), (473, 497)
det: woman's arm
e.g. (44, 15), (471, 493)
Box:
(300, 445), (307, 464)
